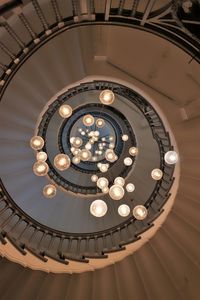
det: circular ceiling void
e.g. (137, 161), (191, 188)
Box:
(0, 24), (181, 273)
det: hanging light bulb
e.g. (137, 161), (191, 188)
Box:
(96, 118), (105, 128)
(36, 151), (47, 162)
(90, 200), (107, 217)
(99, 90), (115, 105)
(30, 136), (44, 150)
(33, 161), (49, 176)
(114, 177), (125, 186)
(97, 177), (109, 189)
(72, 156), (81, 165)
(54, 154), (70, 171)
(129, 147), (138, 156)
(59, 104), (72, 118)
(151, 168), (163, 180)
(164, 151), (178, 164)
(124, 157), (133, 166)
(118, 204), (130, 217)
(109, 184), (124, 200)
(133, 205), (147, 220)
(122, 134), (129, 141)
(43, 184), (56, 198)
(91, 175), (98, 182)
(80, 149), (92, 161)
(126, 183), (135, 192)
(83, 114), (94, 126)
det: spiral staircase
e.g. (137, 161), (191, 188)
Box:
(0, 0), (200, 299)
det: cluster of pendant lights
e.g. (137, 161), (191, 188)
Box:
(30, 89), (179, 219)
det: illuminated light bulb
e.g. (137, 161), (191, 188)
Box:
(102, 137), (106, 142)
(36, 151), (47, 162)
(109, 143), (115, 149)
(72, 156), (80, 165)
(78, 128), (82, 132)
(83, 114), (94, 126)
(99, 164), (109, 173)
(81, 131), (85, 136)
(129, 147), (139, 156)
(85, 143), (92, 150)
(151, 168), (163, 180)
(92, 156), (97, 161)
(72, 137), (83, 148)
(54, 154), (70, 171)
(99, 90), (115, 105)
(43, 184), (56, 198)
(74, 149), (81, 156)
(109, 184), (124, 200)
(94, 131), (100, 137)
(97, 177), (109, 189)
(70, 137), (75, 144)
(59, 104), (72, 118)
(33, 161), (49, 176)
(71, 147), (75, 153)
(114, 177), (125, 186)
(122, 134), (129, 141)
(102, 186), (109, 194)
(164, 151), (178, 164)
(126, 183), (135, 192)
(109, 136), (114, 141)
(118, 204), (130, 217)
(80, 149), (92, 161)
(133, 205), (148, 220)
(96, 118), (105, 128)
(124, 157), (133, 166)
(105, 149), (116, 162)
(30, 136), (44, 150)
(90, 200), (107, 217)
(91, 175), (98, 182)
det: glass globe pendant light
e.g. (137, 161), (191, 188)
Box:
(33, 161), (49, 176)
(54, 154), (70, 171)
(97, 177), (109, 189)
(124, 157), (133, 166)
(30, 136), (44, 150)
(43, 184), (56, 198)
(96, 118), (105, 128)
(129, 147), (138, 156)
(164, 151), (178, 164)
(114, 177), (125, 186)
(133, 205), (148, 220)
(83, 114), (94, 126)
(99, 90), (115, 105)
(72, 137), (83, 148)
(36, 151), (47, 162)
(90, 200), (107, 217)
(118, 204), (130, 217)
(126, 183), (135, 192)
(80, 149), (92, 161)
(59, 104), (72, 118)
(122, 134), (129, 141)
(91, 175), (98, 182)
(72, 156), (81, 165)
(151, 168), (163, 180)
(105, 149), (116, 163)
(109, 184), (124, 200)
